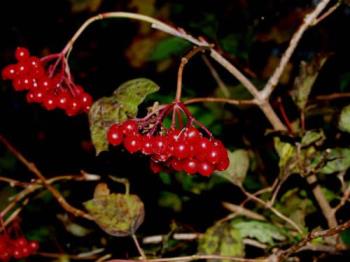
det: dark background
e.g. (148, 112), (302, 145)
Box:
(1, 0), (350, 260)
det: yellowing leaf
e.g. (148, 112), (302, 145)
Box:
(216, 149), (250, 186)
(69, 0), (102, 13)
(88, 78), (160, 155)
(84, 183), (144, 237)
(339, 105), (350, 133)
(198, 222), (244, 261)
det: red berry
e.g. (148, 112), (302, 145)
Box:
(79, 92), (92, 106)
(152, 135), (168, 155)
(43, 95), (58, 110)
(207, 146), (223, 165)
(194, 137), (212, 160)
(141, 135), (154, 155)
(121, 120), (138, 135)
(124, 134), (142, 153)
(183, 158), (198, 174)
(198, 161), (214, 176)
(173, 139), (190, 159)
(169, 158), (183, 172)
(15, 47), (30, 61)
(66, 100), (82, 116)
(216, 156), (230, 171)
(14, 237), (27, 247)
(184, 127), (202, 143)
(2, 64), (18, 80)
(27, 240), (39, 253)
(107, 124), (123, 146)
(56, 92), (71, 110)
(12, 78), (26, 91)
(13, 249), (24, 259)
(150, 160), (163, 174)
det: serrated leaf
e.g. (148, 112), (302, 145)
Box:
(291, 55), (328, 110)
(149, 37), (191, 61)
(339, 105), (350, 133)
(198, 222), (244, 261)
(232, 220), (287, 246)
(84, 184), (144, 237)
(88, 78), (159, 155)
(301, 129), (325, 148)
(216, 150), (250, 186)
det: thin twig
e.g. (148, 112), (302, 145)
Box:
(0, 134), (93, 220)
(175, 46), (209, 102)
(59, 11), (288, 130)
(143, 233), (200, 244)
(312, 0), (342, 26)
(106, 254), (266, 262)
(314, 92), (350, 101)
(222, 202), (266, 221)
(36, 248), (104, 260)
(276, 218), (350, 260)
(239, 186), (303, 234)
(184, 97), (256, 106)
(261, 0), (332, 99)
(131, 234), (147, 260)
(201, 55), (230, 97)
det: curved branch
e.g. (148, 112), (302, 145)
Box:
(260, 0), (332, 99)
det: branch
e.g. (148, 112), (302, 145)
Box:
(60, 11), (289, 130)
(276, 218), (350, 260)
(184, 97), (256, 106)
(201, 55), (230, 98)
(0, 135), (93, 220)
(222, 202), (266, 221)
(176, 46), (210, 102)
(106, 254), (266, 262)
(260, 0), (332, 99)
(314, 92), (350, 101)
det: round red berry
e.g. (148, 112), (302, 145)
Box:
(2, 64), (18, 80)
(121, 120), (138, 135)
(183, 158), (198, 174)
(124, 134), (142, 153)
(15, 47), (30, 61)
(198, 161), (214, 176)
(150, 160), (163, 174)
(107, 124), (123, 146)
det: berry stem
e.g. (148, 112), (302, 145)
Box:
(175, 46), (209, 102)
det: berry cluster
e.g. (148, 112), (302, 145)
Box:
(107, 103), (229, 176)
(2, 47), (93, 116)
(0, 234), (39, 261)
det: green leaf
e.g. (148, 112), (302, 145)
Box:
(84, 184), (145, 237)
(198, 222), (244, 261)
(301, 130), (325, 148)
(274, 137), (296, 170)
(340, 229), (350, 245)
(232, 220), (287, 246)
(275, 189), (315, 228)
(158, 191), (182, 212)
(88, 78), (159, 155)
(291, 55), (328, 110)
(216, 150), (250, 186)
(339, 105), (350, 133)
(149, 37), (191, 61)
(319, 148), (350, 174)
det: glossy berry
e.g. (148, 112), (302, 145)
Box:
(107, 124), (124, 146)
(183, 159), (198, 174)
(121, 120), (138, 135)
(2, 47), (94, 117)
(150, 160), (163, 174)
(2, 64), (18, 80)
(198, 161), (214, 176)
(15, 47), (30, 61)
(124, 134), (142, 153)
